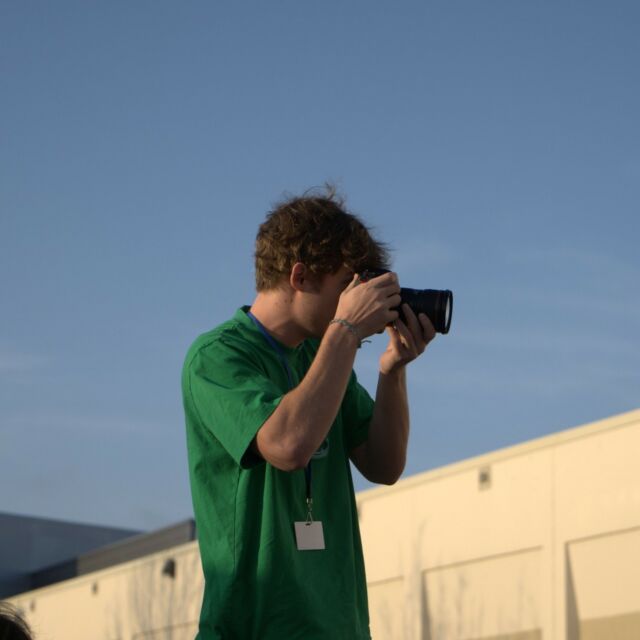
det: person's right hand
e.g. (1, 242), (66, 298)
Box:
(334, 272), (402, 339)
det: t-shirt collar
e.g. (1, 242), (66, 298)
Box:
(235, 306), (301, 356)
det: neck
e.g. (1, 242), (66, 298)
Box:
(249, 290), (307, 348)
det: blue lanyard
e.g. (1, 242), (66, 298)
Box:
(247, 311), (295, 388)
(247, 311), (312, 501)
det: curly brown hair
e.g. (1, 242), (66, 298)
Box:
(255, 186), (390, 291)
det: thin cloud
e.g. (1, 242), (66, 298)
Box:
(4, 412), (160, 436)
(0, 352), (49, 374)
(453, 325), (638, 359)
(390, 238), (456, 276)
(504, 245), (639, 281)
(420, 358), (639, 396)
(495, 245), (640, 325)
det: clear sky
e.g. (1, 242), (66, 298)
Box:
(2, 1), (638, 531)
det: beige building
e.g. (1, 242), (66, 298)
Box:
(7, 408), (640, 640)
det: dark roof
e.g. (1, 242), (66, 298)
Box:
(30, 519), (196, 592)
(0, 512), (196, 597)
(0, 512), (140, 598)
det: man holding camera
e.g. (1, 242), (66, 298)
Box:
(182, 189), (435, 639)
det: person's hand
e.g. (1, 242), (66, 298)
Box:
(334, 272), (401, 339)
(379, 303), (436, 375)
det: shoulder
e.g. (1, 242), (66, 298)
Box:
(183, 311), (261, 376)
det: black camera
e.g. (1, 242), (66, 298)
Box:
(359, 268), (453, 334)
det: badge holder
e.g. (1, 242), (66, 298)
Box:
(295, 495), (325, 551)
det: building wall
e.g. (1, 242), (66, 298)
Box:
(359, 409), (640, 640)
(8, 409), (640, 640)
(9, 541), (203, 640)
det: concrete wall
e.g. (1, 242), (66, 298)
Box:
(7, 409), (640, 640)
(359, 409), (640, 640)
(9, 541), (203, 640)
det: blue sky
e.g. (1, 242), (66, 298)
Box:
(2, 1), (638, 530)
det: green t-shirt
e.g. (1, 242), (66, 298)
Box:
(182, 307), (374, 640)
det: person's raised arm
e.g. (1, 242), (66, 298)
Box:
(253, 272), (400, 471)
(350, 304), (436, 484)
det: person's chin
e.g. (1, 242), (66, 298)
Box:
(312, 324), (328, 339)
(312, 328), (326, 340)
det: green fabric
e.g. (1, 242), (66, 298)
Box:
(182, 307), (374, 640)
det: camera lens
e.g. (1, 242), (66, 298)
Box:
(399, 288), (453, 334)
(359, 268), (453, 334)
(444, 294), (452, 332)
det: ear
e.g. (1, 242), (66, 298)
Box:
(289, 262), (310, 292)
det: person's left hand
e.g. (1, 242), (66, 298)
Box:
(379, 304), (436, 375)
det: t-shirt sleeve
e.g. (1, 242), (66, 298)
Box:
(341, 370), (374, 452)
(186, 338), (284, 469)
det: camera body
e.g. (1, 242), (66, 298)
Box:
(359, 268), (453, 334)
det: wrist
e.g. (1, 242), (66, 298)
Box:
(328, 318), (364, 348)
(379, 356), (407, 377)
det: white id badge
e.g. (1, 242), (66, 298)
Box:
(294, 521), (325, 550)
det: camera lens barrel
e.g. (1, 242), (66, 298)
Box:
(398, 288), (453, 335)
(359, 268), (453, 334)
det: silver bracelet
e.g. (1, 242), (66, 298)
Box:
(329, 318), (364, 348)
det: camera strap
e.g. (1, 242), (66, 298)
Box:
(247, 311), (324, 550)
